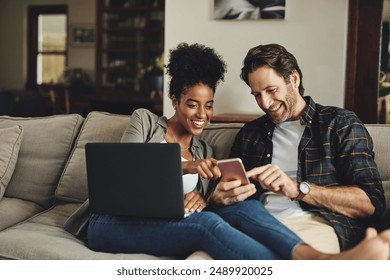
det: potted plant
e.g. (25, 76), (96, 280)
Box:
(144, 54), (164, 98)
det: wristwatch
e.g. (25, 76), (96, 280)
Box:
(293, 181), (311, 201)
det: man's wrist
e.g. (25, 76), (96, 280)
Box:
(292, 181), (311, 201)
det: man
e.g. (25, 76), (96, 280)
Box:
(207, 43), (385, 252)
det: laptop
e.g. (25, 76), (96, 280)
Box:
(85, 142), (186, 219)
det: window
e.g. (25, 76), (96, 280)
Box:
(27, 6), (68, 88)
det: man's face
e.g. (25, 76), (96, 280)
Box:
(248, 65), (301, 124)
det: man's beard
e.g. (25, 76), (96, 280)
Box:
(269, 88), (296, 124)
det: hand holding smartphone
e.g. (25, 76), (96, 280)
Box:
(217, 158), (250, 185)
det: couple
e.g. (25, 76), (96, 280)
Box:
(67, 42), (390, 259)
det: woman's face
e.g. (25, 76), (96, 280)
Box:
(173, 83), (214, 136)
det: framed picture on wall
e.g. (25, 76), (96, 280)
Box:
(381, 21), (390, 73)
(70, 24), (95, 47)
(213, 0), (286, 20)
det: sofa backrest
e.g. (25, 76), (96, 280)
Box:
(54, 115), (243, 203)
(200, 122), (243, 160)
(50, 112), (389, 224)
(55, 111), (131, 203)
(0, 114), (84, 207)
(365, 124), (390, 223)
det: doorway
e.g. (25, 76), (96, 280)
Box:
(345, 0), (383, 124)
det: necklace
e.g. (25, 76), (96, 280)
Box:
(167, 126), (190, 151)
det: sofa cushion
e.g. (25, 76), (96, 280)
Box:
(0, 202), (209, 259)
(365, 124), (390, 225)
(56, 111), (131, 203)
(0, 203), (161, 260)
(0, 114), (84, 207)
(0, 125), (23, 200)
(200, 122), (243, 160)
(56, 119), (241, 203)
(0, 197), (44, 231)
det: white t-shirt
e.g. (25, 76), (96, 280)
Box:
(160, 140), (198, 194)
(181, 158), (199, 194)
(262, 120), (311, 218)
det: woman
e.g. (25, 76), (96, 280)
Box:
(87, 43), (390, 259)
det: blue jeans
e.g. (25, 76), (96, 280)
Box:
(88, 200), (303, 259)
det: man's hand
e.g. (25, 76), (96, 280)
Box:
(246, 164), (375, 219)
(247, 164), (299, 199)
(182, 158), (221, 180)
(209, 179), (257, 206)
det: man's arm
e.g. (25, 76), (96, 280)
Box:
(247, 164), (375, 219)
(209, 162), (376, 219)
(302, 183), (374, 219)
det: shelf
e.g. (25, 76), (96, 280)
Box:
(96, 0), (165, 101)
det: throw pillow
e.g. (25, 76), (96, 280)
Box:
(0, 125), (23, 200)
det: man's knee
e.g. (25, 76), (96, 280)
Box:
(279, 214), (340, 254)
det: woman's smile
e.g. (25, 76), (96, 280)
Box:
(192, 120), (206, 128)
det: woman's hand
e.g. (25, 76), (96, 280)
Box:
(184, 192), (207, 213)
(182, 158), (221, 180)
(208, 180), (257, 206)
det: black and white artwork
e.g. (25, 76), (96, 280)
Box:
(70, 24), (95, 47)
(214, 0), (285, 20)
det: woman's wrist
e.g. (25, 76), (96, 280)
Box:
(206, 191), (221, 206)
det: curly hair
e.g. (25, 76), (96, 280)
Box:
(166, 43), (227, 100)
(240, 43), (305, 96)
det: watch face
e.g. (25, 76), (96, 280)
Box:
(299, 182), (310, 194)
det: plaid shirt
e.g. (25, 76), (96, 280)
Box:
(230, 96), (385, 250)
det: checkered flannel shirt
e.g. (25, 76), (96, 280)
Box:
(230, 96), (385, 250)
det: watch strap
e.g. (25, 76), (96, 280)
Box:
(291, 181), (308, 201)
(293, 191), (306, 201)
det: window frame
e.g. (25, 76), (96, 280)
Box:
(27, 5), (68, 89)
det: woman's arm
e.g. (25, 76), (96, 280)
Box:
(121, 109), (157, 143)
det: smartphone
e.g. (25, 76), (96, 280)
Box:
(217, 158), (250, 185)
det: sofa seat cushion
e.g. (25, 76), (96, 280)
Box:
(0, 197), (44, 231)
(185, 251), (213, 260)
(56, 111), (131, 203)
(0, 202), (211, 260)
(0, 114), (84, 207)
(0, 203), (166, 260)
(0, 125), (23, 200)
(0, 223), (163, 260)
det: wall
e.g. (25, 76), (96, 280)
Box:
(383, 0), (390, 81)
(164, 0), (349, 117)
(67, 0), (96, 82)
(0, 0), (349, 116)
(383, 0), (390, 20)
(0, 0), (95, 91)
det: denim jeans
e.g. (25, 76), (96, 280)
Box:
(88, 200), (303, 259)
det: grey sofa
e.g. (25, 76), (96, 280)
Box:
(0, 111), (389, 259)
